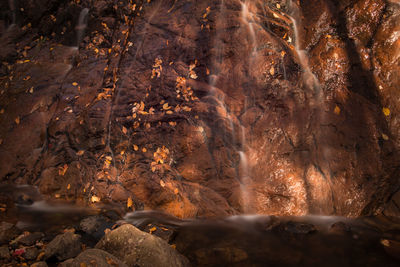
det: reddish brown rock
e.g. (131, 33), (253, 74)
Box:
(0, 0), (399, 218)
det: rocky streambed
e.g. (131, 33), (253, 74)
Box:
(0, 205), (400, 267)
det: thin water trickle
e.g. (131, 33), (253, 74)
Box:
(288, 0), (321, 95)
(76, 8), (89, 48)
(8, 0), (16, 28)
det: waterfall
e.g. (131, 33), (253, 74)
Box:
(287, 0), (321, 94)
(76, 8), (89, 48)
(8, 0), (16, 28)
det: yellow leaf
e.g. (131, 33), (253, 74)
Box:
(382, 133), (389, 140)
(383, 107), (390, 116)
(127, 197), (133, 208)
(67, 184), (71, 190)
(76, 150), (85, 156)
(269, 67), (275, 76)
(122, 126), (128, 134)
(163, 103), (171, 110)
(381, 239), (390, 247)
(29, 87), (34, 93)
(160, 180), (166, 187)
(334, 105), (341, 115)
(149, 226), (156, 234)
(59, 164), (68, 176)
(170, 244), (176, 249)
(174, 188), (179, 194)
(166, 110), (173, 114)
(91, 195), (100, 203)
(15, 117), (20, 125)
(133, 144), (139, 151)
(72, 82), (78, 86)
(142, 147), (147, 153)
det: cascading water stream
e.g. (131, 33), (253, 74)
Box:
(75, 8), (89, 48)
(8, 0), (16, 28)
(287, 0), (321, 96)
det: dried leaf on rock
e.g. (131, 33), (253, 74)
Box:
(383, 107), (390, 116)
(91, 195), (100, 203)
(127, 197), (133, 208)
(334, 105), (341, 115)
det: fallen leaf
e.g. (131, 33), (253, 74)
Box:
(91, 195), (100, 203)
(76, 150), (85, 156)
(127, 197), (133, 208)
(29, 87), (34, 93)
(122, 126), (128, 134)
(174, 188), (179, 194)
(170, 244), (176, 249)
(37, 251), (45, 261)
(269, 67), (275, 76)
(383, 107), (390, 116)
(67, 184), (71, 190)
(382, 133), (389, 140)
(142, 147), (147, 153)
(59, 164), (68, 176)
(381, 239), (390, 247)
(163, 103), (171, 110)
(133, 144), (139, 151)
(149, 226), (157, 234)
(160, 180), (166, 187)
(15, 117), (20, 125)
(13, 248), (25, 257)
(72, 82), (78, 86)
(334, 105), (341, 115)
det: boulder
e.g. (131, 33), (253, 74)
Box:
(0, 222), (20, 245)
(0, 245), (10, 261)
(95, 224), (189, 267)
(44, 231), (82, 261)
(59, 249), (127, 267)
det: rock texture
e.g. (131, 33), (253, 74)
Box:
(95, 224), (189, 267)
(0, 0), (399, 217)
(60, 249), (128, 267)
(44, 231), (82, 261)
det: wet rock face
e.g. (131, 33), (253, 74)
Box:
(0, 0), (399, 217)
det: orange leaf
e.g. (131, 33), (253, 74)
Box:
(127, 197), (133, 208)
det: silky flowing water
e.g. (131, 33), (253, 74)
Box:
(1, 0), (400, 266)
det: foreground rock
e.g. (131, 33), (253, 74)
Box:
(60, 249), (127, 267)
(44, 231), (82, 261)
(96, 224), (189, 267)
(0, 222), (20, 245)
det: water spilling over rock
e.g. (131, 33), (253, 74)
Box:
(0, 0), (399, 221)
